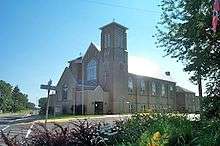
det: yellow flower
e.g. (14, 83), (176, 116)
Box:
(152, 131), (161, 141)
(148, 143), (158, 146)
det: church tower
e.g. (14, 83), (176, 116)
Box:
(99, 22), (128, 113)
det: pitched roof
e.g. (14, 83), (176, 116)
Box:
(128, 72), (175, 83)
(176, 86), (195, 94)
(90, 42), (100, 51)
(99, 22), (128, 30)
(68, 57), (82, 64)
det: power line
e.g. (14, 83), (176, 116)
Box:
(80, 0), (160, 14)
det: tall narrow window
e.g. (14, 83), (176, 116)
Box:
(141, 80), (145, 91)
(104, 34), (111, 48)
(107, 34), (110, 47)
(104, 34), (107, 48)
(162, 84), (166, 96)
(62, 84), (68, 100)
(170, 86), (173, 91)
(120, 34), (124, 48)
(86, 59), (97, 81)
(152, 82), (156, 96)
(128, 77), (133, 92)
(140, 80), (145, 95)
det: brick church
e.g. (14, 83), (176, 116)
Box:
(49, 22), (200, 115)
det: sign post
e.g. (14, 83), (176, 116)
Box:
(40, 79), (56, 125)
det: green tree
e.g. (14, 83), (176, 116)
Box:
(0, 95), (13, 113)
(0, 80), (13, 96)
(0, 80), (13, 112)
(26, 102), (36, 110)
(38, 97), (47, 115)
(155, 0), (220, 118)
(0, 80), (30, 113)
(11, 86), (28, 112)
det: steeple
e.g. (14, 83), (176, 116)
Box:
(100, 21), (128, 50)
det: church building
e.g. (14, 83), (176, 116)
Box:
(50, 22), (199, 115)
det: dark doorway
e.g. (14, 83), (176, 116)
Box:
(94, 102), (103, 115)
(75, 105), (86, 115)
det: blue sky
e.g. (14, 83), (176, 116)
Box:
(0, 0), (198, 105)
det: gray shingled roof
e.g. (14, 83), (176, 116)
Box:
(128, 72), (175, 83)
(99, 22), (128, 30)
(176, 86), (195, 93)
(68, 57), (82, 64)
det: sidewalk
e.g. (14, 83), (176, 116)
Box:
(36, 114), (132, 123)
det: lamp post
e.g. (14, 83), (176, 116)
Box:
(81, 56), (84, 115)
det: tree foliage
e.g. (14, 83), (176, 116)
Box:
(38, 97), (47, 115)
(0, 80), (34, 113)
(155, 0), (220, 118)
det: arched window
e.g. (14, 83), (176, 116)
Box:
(62, 84), (68, 100)
(86, 59), (97, 81)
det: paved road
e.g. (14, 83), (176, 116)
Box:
(0, 115), (39, 145)
(0, 115), (39, 125)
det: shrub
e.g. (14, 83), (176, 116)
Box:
(201, 95), (220, 120)
(194, 120), (220, 146)
(1, 120), (107, 146)
(112, 113), (200, 146)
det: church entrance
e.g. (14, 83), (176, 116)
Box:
(94, 102), (103, 115)
(75, 105), (86, 115)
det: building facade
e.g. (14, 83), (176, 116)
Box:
(176, 86), (200, 113)
(50, 22), (199, 115)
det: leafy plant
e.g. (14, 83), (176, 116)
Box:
(1, 120), (108, 146)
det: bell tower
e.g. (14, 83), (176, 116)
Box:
(99, 22), (128, 113)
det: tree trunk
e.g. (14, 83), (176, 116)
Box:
(198, 75), (203, 97)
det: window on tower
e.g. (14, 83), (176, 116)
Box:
(104, 34), (111, 48)
(86, 59), (97, 81)
(115, 32), (123, 48)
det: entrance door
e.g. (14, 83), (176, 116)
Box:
(94, 102), (103, 115)
(75, 105), (86, 115)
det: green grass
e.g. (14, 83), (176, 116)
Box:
(0, 109), (33, 117)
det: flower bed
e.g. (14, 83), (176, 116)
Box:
(1, 113), (220, 146)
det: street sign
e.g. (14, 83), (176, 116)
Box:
(40, 85), (56, 90)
